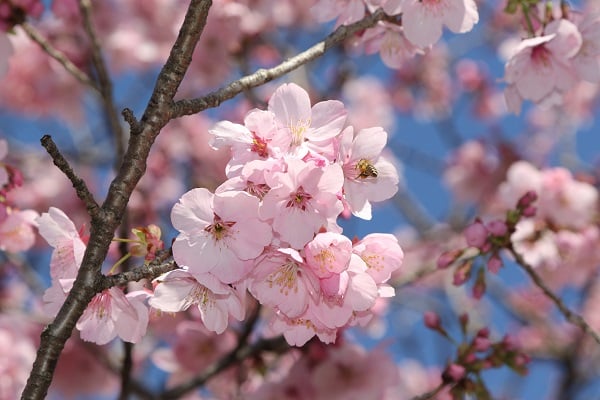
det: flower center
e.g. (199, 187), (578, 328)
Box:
(204, 215), (235, 241)
(286, 186), (313, 210)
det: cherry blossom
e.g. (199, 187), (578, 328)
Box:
(311, 0), (366, 27)
(149, 269), (244, 334)
(36, 207), (86, 281)
(171, 187), (272, 283)
(76, 287), (150, 345)
(268, 83), (347, 159)
(338, 126), (399, 219)
(260, 158), (343, 248)
(504, 19), (583, 113)
(401, 0), (479, 48)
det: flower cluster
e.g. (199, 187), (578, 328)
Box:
(312, 0), (479, 68)
(39, 208), (156, 345)
(438, 190), (537, 299)
(425, 312), (530, 398)
(150, 83), (403, 346)
(503, 8), (600, 113)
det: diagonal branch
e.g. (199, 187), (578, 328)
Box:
(509, 245), (600, 346)
(20, 22), (98, 90)
(160, 336), (289, 399)
(40, 134), (101, 218)
(171, 8), (387, 118)
(22, 2), (213, 399)
(78, 0), (126, 162)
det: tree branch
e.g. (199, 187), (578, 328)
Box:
(22, 2), (213, 398)
(509, 245), (600, 346)
(40, 134), (101, 218)
(159, 336), (289, 399)
(171, 8), (387, 118)
(78, 0), (126, 162)
(20, 22), (98, 90)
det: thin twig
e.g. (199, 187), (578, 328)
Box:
(171, 8), (387, 118)
(410, 382), (449, 400)
(509, 246), (600, 346)
(20, 22), (98, 90)
(78, 0), (126, 161)
(40, 135), (101, 218)
(159, 336), (289, 399)
(100, 251), (177, 290)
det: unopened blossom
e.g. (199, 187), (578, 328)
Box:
(504, 19), (582, 113)
(171, 188), (272, 283)
(150, 269), (244, 334)
(338, 126), (399, 220)
(129, 224), (164, 262)
(77, 288), (150, 345)
(402, 0), (479, 48)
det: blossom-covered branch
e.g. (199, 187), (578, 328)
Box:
(171, 8), (387, 118)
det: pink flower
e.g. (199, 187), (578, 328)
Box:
(352, 233), (404, 284)
(339, 126), (399, 220)
(0, 316), (37, 398)
(311, 254), (379, 329)
(268, 83), (347, 159)
(209, 109), (289, 176)
(311, 0), (366, 27)
(260, 158), (343, 248)
(149, 269), (244, 334)
(464, 220), (488, 250)
(171, 188), (273, 283)
(361, 22), (424, 69)
(310, 344), (399, 399)
(402, 0), (479, 48)
(304, 232), (352, 279)
(76, 287), (150, 345)
(504, 19), (582, 113)
(0, 205), (38, 253)
(36, 207), (86, 281)
(570, 12), (600, 83)
(249, 248), (319, 319)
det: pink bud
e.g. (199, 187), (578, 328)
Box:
(437, 249), (461, 269)
(453, 260), (472, 286)
(424, 311), (441, 330)
(464, 221), (488, 249)
(472, 268), (486, 299)
(487, 254), (502, 274)
(517, 190), (538, 209)
(446, 363), (466, 381)
(486, 220), (508, 236)
(521, 206), (537, 218)
(474, 337), (491, 352)
(476, 327), (490, 338)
